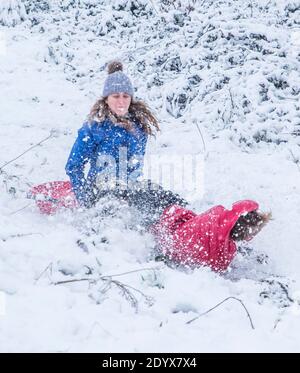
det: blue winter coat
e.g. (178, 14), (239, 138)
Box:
(65, 118), (147, 204)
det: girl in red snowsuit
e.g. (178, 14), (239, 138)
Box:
(97, 187), (270, 272)
(150, 200), (270, 272)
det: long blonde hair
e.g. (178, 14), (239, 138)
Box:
(88, 97), (160, 136)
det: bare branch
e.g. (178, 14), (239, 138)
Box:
(54, 278), (96, 285)
(288, 149), (300, 172)
(102, 267), (160, 278)
(35, 262), (53, 284)
(0, 131), (56, 171)
(9, 203), (33, 215)
(193, 120), (206, 154)
(186, 296), (255, 330)
(1, 232), (43, 242)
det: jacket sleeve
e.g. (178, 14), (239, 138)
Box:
(65, 123), (96, 204)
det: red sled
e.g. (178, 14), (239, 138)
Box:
(28, 181), (78, 215)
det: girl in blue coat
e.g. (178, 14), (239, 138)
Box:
(66, 61), (186, 215)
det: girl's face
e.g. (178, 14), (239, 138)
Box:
(106, 92), (131, 116)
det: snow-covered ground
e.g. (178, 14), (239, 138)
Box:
(1, 0), (300, 352)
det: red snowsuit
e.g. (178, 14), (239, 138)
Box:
(151, 200), (259, 272)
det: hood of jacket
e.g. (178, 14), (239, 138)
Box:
(151, 200), (259, 272)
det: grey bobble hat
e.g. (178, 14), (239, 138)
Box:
(102, 61), (134, 97)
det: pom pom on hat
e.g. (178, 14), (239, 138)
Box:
(107, 61), (123, 74)
(102, 60), (134, 97)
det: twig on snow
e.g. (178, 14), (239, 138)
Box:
(186, 296), (255, 330)
(1, 232), (43, 242)
(0, 130), (57, 171)
(102, 267), (160, 278)
(53, 271), (155, 311)
(53, 278), (95, 285)
(9, 203), (33, 215)
(288, 149), (300, 172)
(35, 262), (53, 283)
(193, 120), (207, 154)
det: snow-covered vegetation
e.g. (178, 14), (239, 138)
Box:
(0, 0), (300, 352)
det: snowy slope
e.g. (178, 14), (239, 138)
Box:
(0, 0), (300, 352)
